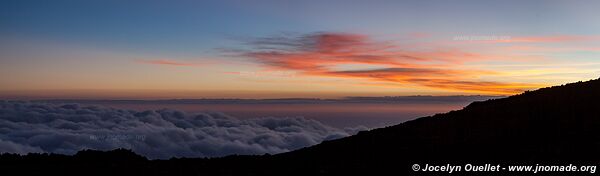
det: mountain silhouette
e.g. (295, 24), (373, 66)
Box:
(2, 78), (600, 175)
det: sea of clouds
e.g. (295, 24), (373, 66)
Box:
(0, 101), (366, 159)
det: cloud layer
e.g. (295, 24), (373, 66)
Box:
(236, 32), (540, 95)
(0, 101), (364, 159)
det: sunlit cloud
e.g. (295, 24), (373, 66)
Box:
(235, 32), (541, 95)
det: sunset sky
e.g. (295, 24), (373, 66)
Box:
(2, 0), (600, 99)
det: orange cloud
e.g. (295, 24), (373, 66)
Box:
(237, 32), (540, 95)
(136, 59), (208, 67)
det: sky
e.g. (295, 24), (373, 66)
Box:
(1, 0), (600, 99)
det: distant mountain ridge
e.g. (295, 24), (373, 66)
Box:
(2, 78), (600, 175)
(32, 95), (501, 104)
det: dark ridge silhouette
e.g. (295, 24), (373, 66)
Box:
(2, 78), (600, 175)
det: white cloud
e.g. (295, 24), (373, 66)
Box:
(0, 101), (366, 159)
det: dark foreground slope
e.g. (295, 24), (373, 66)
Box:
(2, 78), (600, 175)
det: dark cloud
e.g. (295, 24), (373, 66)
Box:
(0, 101), (366, 159)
